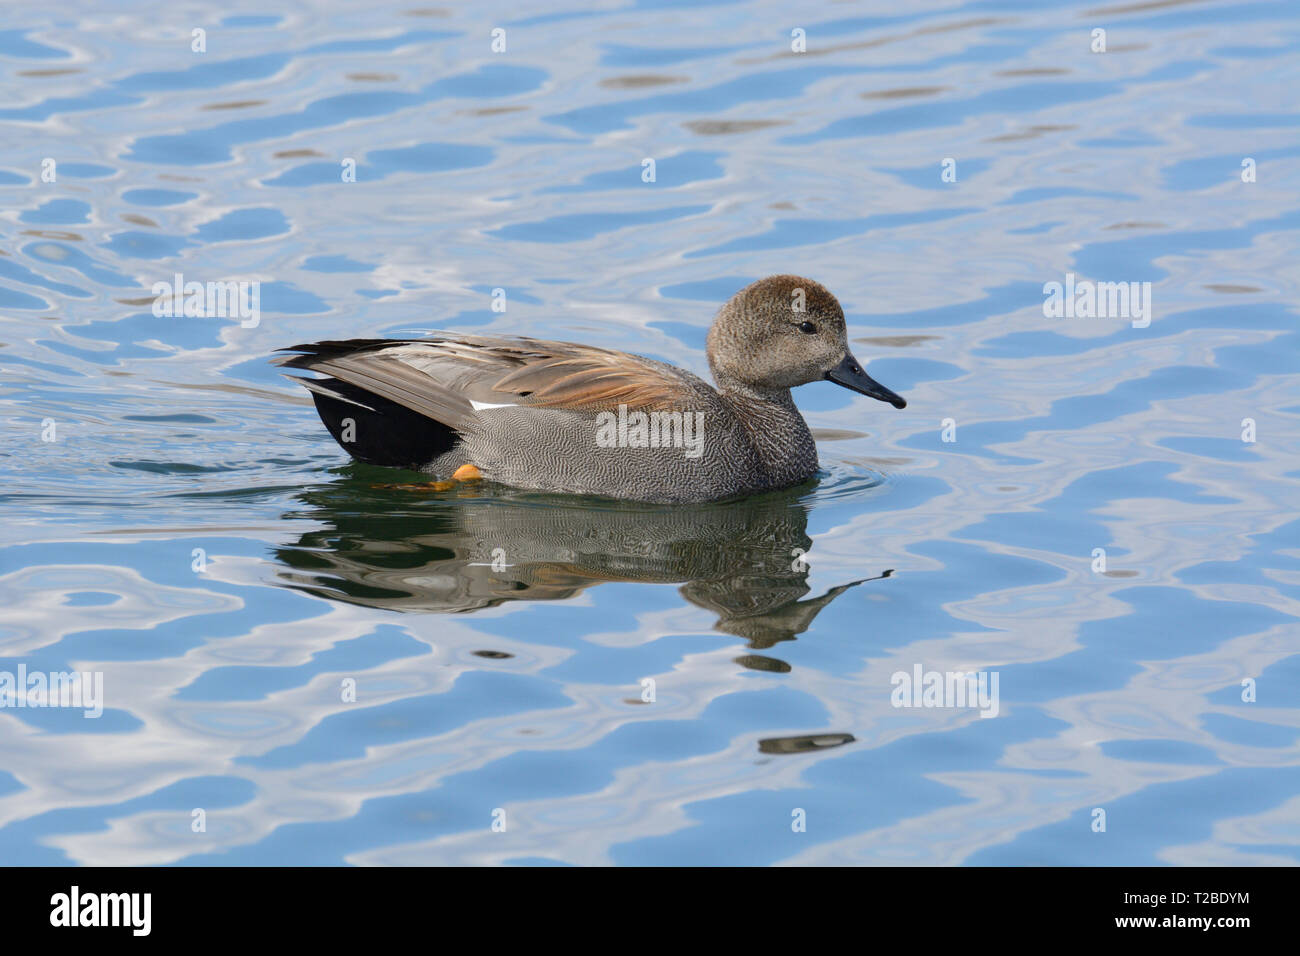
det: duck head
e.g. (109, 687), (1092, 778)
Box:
(705, 275), (907, 408)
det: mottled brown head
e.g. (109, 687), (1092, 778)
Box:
(706, 275), (907, 408)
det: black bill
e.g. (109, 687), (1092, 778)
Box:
(825, 353), (907, 409)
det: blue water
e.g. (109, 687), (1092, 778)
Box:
(1, 0), (1297, 866)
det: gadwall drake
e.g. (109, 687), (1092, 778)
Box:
(277, 275), (906, 502)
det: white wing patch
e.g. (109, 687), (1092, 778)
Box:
(469, 399), (518, 411)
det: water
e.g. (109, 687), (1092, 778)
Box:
(1, 0), (1297, 866)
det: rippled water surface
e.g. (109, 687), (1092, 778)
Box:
(2, 0), (1298, 865)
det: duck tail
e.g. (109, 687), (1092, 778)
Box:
(275, 340), (462, 469)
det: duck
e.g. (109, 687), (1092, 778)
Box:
(276, 275), (906, 503)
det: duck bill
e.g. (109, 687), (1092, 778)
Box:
(825, 354), (907, 409)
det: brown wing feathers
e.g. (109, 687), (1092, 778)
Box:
(276, 336), (691, 425)
(491, 348), (685, 411)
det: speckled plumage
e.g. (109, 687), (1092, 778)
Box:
(277, 275), (907, 503)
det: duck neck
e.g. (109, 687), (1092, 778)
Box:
(716, 381), (818, 487)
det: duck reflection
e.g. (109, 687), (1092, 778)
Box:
(273, 468), (891, 669)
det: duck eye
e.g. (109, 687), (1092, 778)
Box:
(798, 321), (817, 334)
